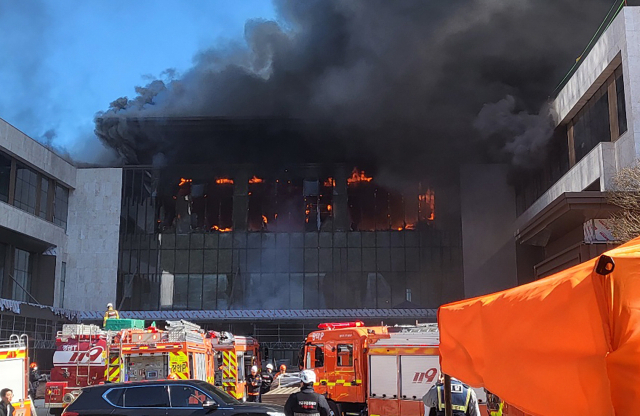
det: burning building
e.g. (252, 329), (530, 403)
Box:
(111, 117), (463, 361)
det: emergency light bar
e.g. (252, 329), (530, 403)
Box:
(318, 321), (365, 330)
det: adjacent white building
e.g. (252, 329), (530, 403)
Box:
(463, 6), (640, 297)
(0, 117), (121, 349)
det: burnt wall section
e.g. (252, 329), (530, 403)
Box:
(117, 166), (463, 311)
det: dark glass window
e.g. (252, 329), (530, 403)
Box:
(105, 388), (124, 407)
(38, 177), (49, 219)
(54, 184), (69, 229)
(572, 83), (610, 163)
(306, 344), (324, 369)
(169, 385), (210, 407)
(0, 243), (6, 298)
(173, 274), (188, 309)
(615, 68), (627, 136)
(124, 386), (169, 407)
(12, 249), (31, 302)
(59, 262), (66, 308)
(14, 164), (38, 214)
(337, 344), (353, 367)
(0, 153), (11, 203)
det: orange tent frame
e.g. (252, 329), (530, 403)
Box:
(438, 237), (640, 416)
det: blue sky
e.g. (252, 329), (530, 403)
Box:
(0, 0), (276, 161)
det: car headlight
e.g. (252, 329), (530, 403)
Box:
(268, 412), (285, 416)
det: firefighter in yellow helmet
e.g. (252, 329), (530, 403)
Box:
(103, 303), (120, 327)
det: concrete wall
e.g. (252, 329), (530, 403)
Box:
(461, 165), (518, 297)
(64, 168), (122, 310)
(0, 118), (76, 188)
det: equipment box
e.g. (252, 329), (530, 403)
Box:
(105, 319), (145, 331)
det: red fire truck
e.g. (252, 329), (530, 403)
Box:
(301, 321), (486, 416)
(105, 320), (216, 383)
(208, 330), (261, 401)
(44, 324), (107, 415)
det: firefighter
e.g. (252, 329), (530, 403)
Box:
(274, 363), (287, 386)
(0, 388), (14, 416)
(485, 390), (503, 416)
(422, 375), (481, 416)
(247, 365), (262, 403)
(103, 303), (120, 326)
(284, 370), (333, 416)
(260, 363), (275, 395)
(29, 362), (39, 399)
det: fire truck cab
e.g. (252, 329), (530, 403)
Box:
(106, 320), (214, 383)
(208, 331), (260, 401)
(302, 322), (486, 416)
(45, 324), (107, 415)
(0, 334), (33, 416)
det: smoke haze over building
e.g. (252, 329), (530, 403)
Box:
(95, 0), (614, 172)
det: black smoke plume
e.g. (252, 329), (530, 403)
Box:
(95, 0), (615, 173)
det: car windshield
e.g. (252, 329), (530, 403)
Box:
(192, 381), (241, 405)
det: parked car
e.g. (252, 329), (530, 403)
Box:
(62, 379), (285, 416)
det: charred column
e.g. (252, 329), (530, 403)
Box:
(233, 170), (249, 231)
(333, 164), (349, 231)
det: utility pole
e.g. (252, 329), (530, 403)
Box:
(444, 374), (453, 416)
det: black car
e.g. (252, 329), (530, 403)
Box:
(62, 379), (285, 416)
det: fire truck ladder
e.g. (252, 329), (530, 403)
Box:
(62, 324), (103, 386)
(105, 329), (123, 383)
(0, 333), (28, 349)
(166, 320), (205, 344)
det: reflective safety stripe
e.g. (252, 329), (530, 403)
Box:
(106, 354), (121, 382)
(169, 351), (189, 379)
(0, 349), (26, 360)
(490, 402), (504, 416)
(294, 413), (320, 416)
(316, 379), (360, 386)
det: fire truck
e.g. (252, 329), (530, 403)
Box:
(0, 334), (33, 416)
(44, 324), (108, 415)
(105, 320), (215, 383)
(301, 321), (487, 416)
(208, 330), (261, 401)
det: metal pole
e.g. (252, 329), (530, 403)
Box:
(444, 374), (453, 416)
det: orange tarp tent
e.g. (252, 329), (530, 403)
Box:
(438, 237), (640, 416)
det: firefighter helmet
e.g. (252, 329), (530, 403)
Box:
(300, 370), (316, 385)
(266, 363), (274, 370)
(251, 365), (258, 374)
(107, 303), (113, 308)
(167, 373), (179, 380)
(280, 364), (287, 372)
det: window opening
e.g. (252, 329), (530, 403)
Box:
(336, 344), (353, 367)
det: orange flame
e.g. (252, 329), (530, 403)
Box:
(347, 168), (373, 185)
(327, 204), (332, 211)
(216, 178), (234, 185)
(249, 176), (264, 184)
(324, 178), (336, 187)
(419, 189), (435, 221)
(211, 225), (232, 232)
(178, 178), (192, 186)
(262, 215), (268, 224)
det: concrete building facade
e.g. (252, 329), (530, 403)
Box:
(463, 6), (640, 297)
(0, 118), (121, 363)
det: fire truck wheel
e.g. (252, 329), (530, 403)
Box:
(328, 400), (341, 416)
